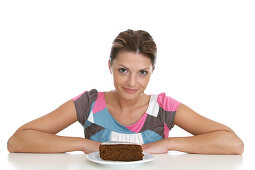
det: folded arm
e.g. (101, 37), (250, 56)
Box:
(7, 100), (100, 153)
(143, 104), (244, 154)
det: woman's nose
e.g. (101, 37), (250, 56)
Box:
(127, 73), (136, 87)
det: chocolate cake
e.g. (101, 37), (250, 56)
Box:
(99, 141), (144, 161)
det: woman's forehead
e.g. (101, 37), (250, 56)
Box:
(113, 51), (152, 69)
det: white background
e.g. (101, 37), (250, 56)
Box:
(0, 0), (254, 169)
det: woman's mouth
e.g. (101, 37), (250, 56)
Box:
(122, 87), (138, 93)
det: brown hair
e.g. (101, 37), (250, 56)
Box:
(110, 29), (157, 67)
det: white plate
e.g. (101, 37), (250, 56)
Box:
(87, 152), (154, 166)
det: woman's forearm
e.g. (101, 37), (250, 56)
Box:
(168, 131), (244, 155)
(7, 129), (100, 153)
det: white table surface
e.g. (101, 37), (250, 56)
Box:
(2, 151), (250, 170)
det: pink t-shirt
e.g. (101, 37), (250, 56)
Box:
(73, 89), (181, 144)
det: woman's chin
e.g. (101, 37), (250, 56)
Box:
(114, 87), (142, 100)
(120, 90), (141, 100)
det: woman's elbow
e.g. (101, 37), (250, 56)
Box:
(233, 139), (244, 155)
(7, 130), (23, 153)
(229, 132), (244, 155)
(7, 136), (17, 153)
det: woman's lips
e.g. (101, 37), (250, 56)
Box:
(122, 87), (138, 93)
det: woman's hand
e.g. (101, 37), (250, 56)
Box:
(142, 139), (169, 154)
(81, 139), (101, 154)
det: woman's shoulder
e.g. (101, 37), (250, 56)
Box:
(153, 92), (181, 112)
(72, 89), (99, 102)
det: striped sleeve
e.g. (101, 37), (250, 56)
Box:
(157, 93), (181, 130)
(72, 89), (98, 126)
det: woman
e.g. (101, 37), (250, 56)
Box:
(7, 29), (244, 154)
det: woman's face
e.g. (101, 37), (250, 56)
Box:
(109, 51), (154, 101)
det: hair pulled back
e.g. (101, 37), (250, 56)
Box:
(110, 29), (157, 67)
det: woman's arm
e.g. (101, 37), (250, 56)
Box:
(7, 100), (100, 153)
(143, 104), (244, 154)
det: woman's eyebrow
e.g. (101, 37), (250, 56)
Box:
(118, 64), (129, 69)
(118, 64), (150, 70)
(140, 67), (150, 70)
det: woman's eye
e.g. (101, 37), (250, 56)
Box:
(139, 70), (148, 75)
(119, 68), (127, 73)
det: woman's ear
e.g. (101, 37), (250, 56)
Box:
(152, 66), (155, 73)
(108, 60), (112, 74)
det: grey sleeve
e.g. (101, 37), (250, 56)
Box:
(163, 109), (176, 130)
(73, 89), (98, 125)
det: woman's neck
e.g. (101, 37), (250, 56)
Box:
(112, 90), (146, 112)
